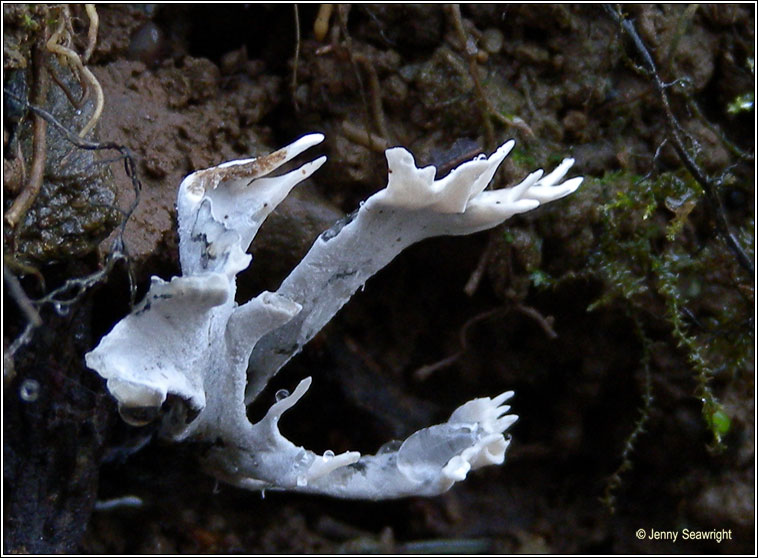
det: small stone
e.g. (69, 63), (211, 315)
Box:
(481, 28), (504, 54)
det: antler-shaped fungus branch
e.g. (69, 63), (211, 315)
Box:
(246, 139), (581, 402)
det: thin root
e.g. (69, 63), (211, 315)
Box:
(335, 5), (387, 152)
(354, 53), (391, 142)
(46, 5), (104, 138)
(464, 236), (494, 297)
(48, 63), (87, 108)
(448, 4), (495, 149)
(341, 121), (389, 152)
(291, 4), (301, 111)
(83, 4), (99, 64)
(448, 5), (534, 145)
(514, 302), (558, 339)
(5, 46), (49, 229)
(314, 4), (334, 42)
(413, 307), (507, 381)
(413, 299), (558, 382)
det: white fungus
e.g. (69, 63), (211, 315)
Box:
(85, 134), (581, 499)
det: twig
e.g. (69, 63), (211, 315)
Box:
(605, 4), (754, 278)
(4, 267), (43, 328)
(4, 255), (46, 292)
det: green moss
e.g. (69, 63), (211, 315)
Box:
(21, 12), (39, 31)
(705, 406), (732, 439)
(601, 312), (653, 513)
(526, 165), (750, 470)
(529, 269), (553, 288)
(726, 57), (754, 115)
(727, 92), (754, 115)
(582, 169), (752, 453)
(509, 146), (537, 169)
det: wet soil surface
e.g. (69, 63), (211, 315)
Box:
(4, 4), (754, 554)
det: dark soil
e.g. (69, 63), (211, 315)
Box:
(4, 4), (754, 554)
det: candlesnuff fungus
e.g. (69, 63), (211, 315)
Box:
(85, 134), (582, 499)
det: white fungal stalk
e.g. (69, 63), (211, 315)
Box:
(85, 134), (581, 499)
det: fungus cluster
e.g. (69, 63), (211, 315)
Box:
(86, 134), (581, 499)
